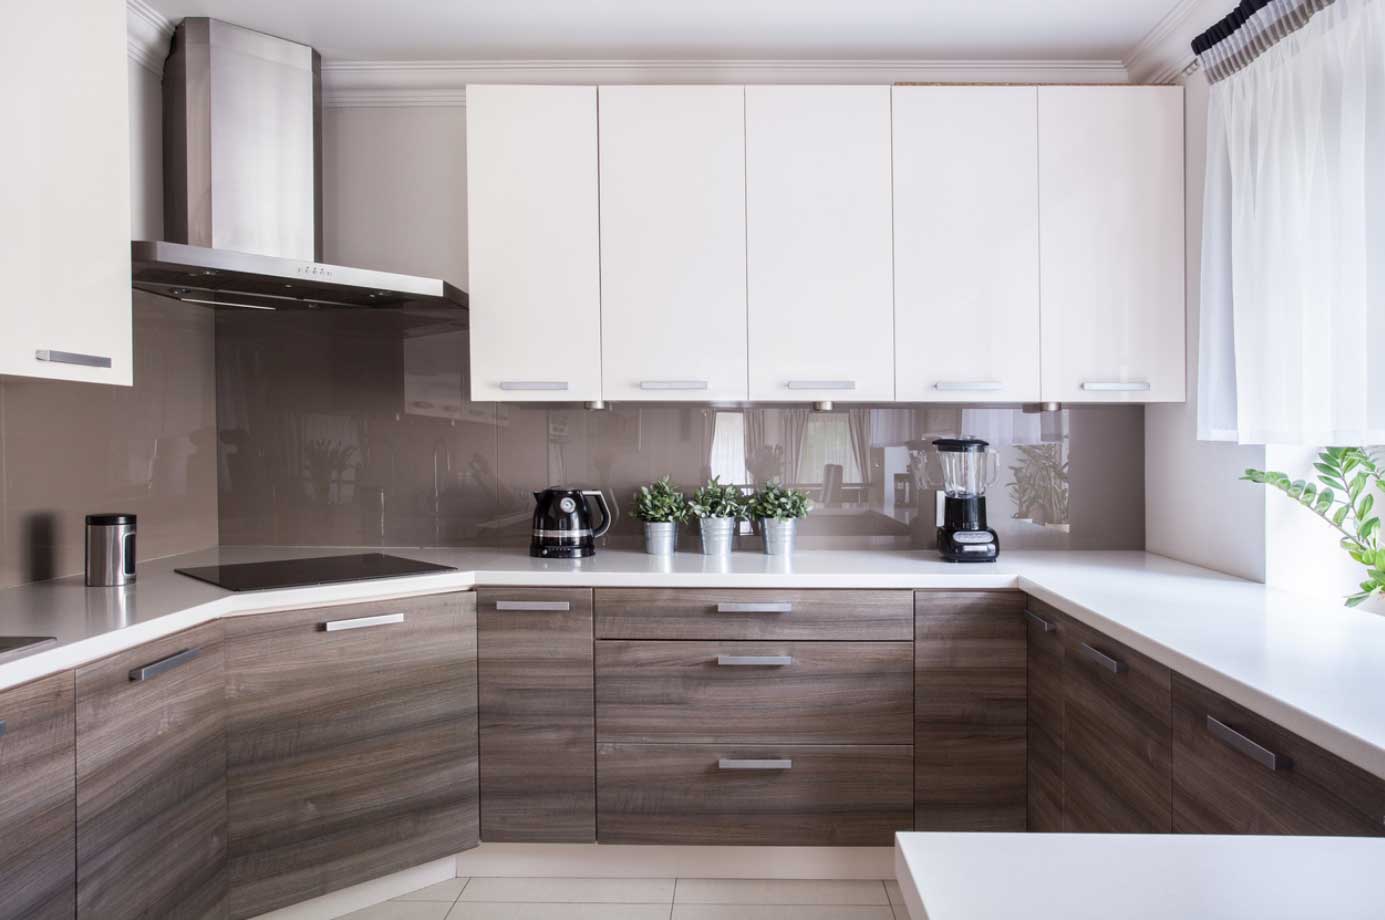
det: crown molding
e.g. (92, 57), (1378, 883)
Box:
(1124, 0), (1221, 84)
(127, 0), (174, 76)
(320, 58), (1130, 107)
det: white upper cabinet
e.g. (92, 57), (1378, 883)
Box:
(0, 0), (131, 385)
(893, 86), (1041, 403)
(1038, 86), (1186, 403)
(467, 85), (602, 402)
(745, 85), (894, 402)
(598, 86), (749, 402)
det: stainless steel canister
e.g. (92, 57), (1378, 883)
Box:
(85, 513), (136, 586)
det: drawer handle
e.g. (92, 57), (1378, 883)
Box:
(1080, 380), (1151, 392)
(324, 613), (405, 632)
(718, 758), (792, 770)
(934, 380), (1004, 392)
(1025, 610), (1055, 632)
(495, 600), (571, 612)
(1207, 716), (1292, 771)
(786, 380), (855, 391)
(639, 380), (709, 391)
(1078, 642), (1127, 674)
(715, 602), (792, 614)
(499, 381), (569, 391)
(716, 655), (793, 667)
(0, 719), (6, 738)
(35, 349), (113, 369)
(129, 647), (199, 682)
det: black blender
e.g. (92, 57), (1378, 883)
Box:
(932, 438), (1000, 562)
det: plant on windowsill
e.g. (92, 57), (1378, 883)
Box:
(689, 477), (748, 556)
(747, 480), (812, 556)
(1243, 447), (1384, 607)
(632, 476), (688, 556)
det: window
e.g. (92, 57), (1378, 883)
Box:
(799, 413), (861, 484)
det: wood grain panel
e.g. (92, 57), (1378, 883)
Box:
(478, 587), (594, 843)
(1172, 674), (1385, 836)
(224, 593), (477, 919)
(597, 640), (913, 744)
(597, 743), (913, 845)
(594, 588), (913, 641)
(1061, 614), (1172, 833)
(76, 622), (227, 920)
(1025, 598), (1066, 832)
(914, 591), (1027, 831)
(0, 671), (76, 920)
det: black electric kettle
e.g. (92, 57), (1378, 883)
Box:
(530, 487), (612, 558)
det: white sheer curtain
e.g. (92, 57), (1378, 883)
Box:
(1198, 0), (1385, 444)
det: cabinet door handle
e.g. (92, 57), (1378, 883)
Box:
(786, 380), (855, 391)
(716, 602), (792, 614)
(0, 719), (7, 738)
(35, 349), (112, 369)
(639, 380), (708, 391)
(323, 613), (405, 632)
(495, 600), (571, 612)
(716, 655), (792, 667)
(129, 647), (200, 682)
(1080, 380), (1151, 392)
(934, 380), (1004, 392)
(718, 758), (792, 770)
(498, 381), (569, 391)
(1025, 610), (1055, 632)
(1206, 716), (1292, 771)
(1079, 642), (1127, 674)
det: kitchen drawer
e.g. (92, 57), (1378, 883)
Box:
(1172, 674), (1385, 836)
(1061, 614), (1172, 833)
(595, 588), (913, 640)
(597, 640), (913, 744)
(597, 743), (914, 845)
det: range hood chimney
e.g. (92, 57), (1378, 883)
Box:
(132, 18), (467, 313)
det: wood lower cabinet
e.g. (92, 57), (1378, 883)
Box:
(76, 623), (228, 920)
(0, 672), (76, 920)
(914, 592), (1027, 831)
(224, 593), (478, 919)
(1172, 674), (1385, 836)
(597, 743), (913, 845)
(1025, 601), (1066, 832)
(478, 587), (595, 843)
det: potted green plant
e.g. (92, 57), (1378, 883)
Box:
(631, 476), (688, 556)
(689, 477), (746, 556)
(748, 480), (811, 556)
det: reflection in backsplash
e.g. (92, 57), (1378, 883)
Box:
(216, 312), (1144, 551)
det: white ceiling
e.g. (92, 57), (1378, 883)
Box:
(142, 0), (1182, 62)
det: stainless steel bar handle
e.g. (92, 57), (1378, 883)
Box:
(0, 719), (6, 738)
(639, 380), (709, 391)
(498, 381), (569, 391)
(717, 655), (793, 667)
(324, 613), (406, 632)
(933, 380), (1004, 392)
(716, 602), (792, 614)
(1079, 642), (1127, 674)
(1025, 610), (1055, 633)
(718, 758), (793, 770)
(129, 647), (200, 682)
(786, 380), (856, 391)
(495, 600), (572, 612)
(35, 349), (113, 369)
(1080, 380), (1152, 392)
(1206, 716), (1292, 771)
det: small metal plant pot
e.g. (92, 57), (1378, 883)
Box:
(699, 517), (736, 556)
(643, 521), (678, 556)
(760, 518), (798, 556)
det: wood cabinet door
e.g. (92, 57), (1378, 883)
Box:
(745, 85), (894, 402)
(914, 592), (1027, 831)
(478, 588), (595, 842)
(0, 672), (76, 920)
(76, 623), (228, 920)
(224, 594), (477, 919)
(1038, 86), (1185, 403)
(466, 85), (602, 402)
(1025, 600), (1066, 832)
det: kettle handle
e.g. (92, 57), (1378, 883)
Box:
(582, 490), (613, 539)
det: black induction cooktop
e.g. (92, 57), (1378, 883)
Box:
(175, 553), (456, 592)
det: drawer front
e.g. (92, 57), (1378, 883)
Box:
(1025, 599), (1066, 832)
(597, 743), (914, 845)
(597, 640), (913, 744)
(478, 587), (595, 843)
(1061, 615), (1172, 833)
(1172, 674), (1385, 836)
(595, 588), (913, 640)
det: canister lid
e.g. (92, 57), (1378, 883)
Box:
(86, 513), (136, 526)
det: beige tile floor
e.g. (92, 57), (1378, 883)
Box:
(342, 877), (911, 920)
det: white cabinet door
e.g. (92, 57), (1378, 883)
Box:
(1038, 86), (1185, 403)
(745, 86), (894, 402)
(466, 85), (602, 402)
(0, 0), (131, 385)
(598, 86), (748, 402)
(893, 86), (1041, 403)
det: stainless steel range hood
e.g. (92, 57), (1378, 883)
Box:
(131, 18), (467, 314)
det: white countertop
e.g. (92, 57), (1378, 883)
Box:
(2, 544), (1384, 782)
(894, 832), (1385, 920)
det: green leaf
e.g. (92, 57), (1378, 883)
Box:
(1357, 494), (1375, 521)
(1346, 592), (1372, 608)
(1298, 483), (1318, 507)
(1313, 488), (1333, 514)
(1350, 472), (1369, 500)
(1333, 504), (1351, 527)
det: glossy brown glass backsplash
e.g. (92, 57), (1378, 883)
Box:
(216, 310), (1144, 551)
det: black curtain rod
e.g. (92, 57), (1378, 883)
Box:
(1191, 0), (1274, 55)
